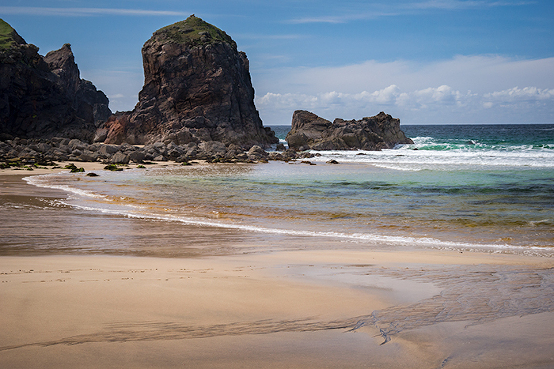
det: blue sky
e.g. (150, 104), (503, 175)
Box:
(2, 0), (553, 125)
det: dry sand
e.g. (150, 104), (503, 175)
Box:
(1, 169), (554, 368)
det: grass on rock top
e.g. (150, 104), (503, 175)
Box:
(152, 15), (237, 49)
(0, 19), (17, 50)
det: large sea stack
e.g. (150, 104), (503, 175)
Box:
(0, 19), (111, 142)
(101, 15), (278, 148)
(286, 110), (413, 151)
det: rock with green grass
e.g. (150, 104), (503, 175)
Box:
(0, 19), (25, 50)
(103, 164), (123, 171)
(101, 15), (277, 150)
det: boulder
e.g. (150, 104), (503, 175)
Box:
(110, 152), (130, 164)
(128, 150), (146, 163)
(97, 144), (120, 157)
(199, 141), (227, 157)
(100, 15), (278, 149)
(247, 145), (269, 161)
(286, 110), (413, 151)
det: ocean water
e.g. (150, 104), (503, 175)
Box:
(24, 124), (554, 255)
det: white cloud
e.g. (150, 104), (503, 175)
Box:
(484, 86), (554, 102)
(256, 84), (554, 124)
(367, 85), (402, 104)
(0, 7), (189, 17)
(253, 55), (554, 124)
(481, 87), (554, 112)
(254, 56), (554, 96)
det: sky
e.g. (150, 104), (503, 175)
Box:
(1, 0), (553, 125)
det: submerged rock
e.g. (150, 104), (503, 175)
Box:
(286, 110), (413, 151)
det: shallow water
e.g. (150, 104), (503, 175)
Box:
(2, 169), (554, 368)
(4, 124), (554, 256)
(21, 158), (553, 255)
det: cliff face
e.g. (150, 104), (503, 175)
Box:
(0, 19), (111, 141)
(102, 15), (277, 148)
(286, 110), (413, 151)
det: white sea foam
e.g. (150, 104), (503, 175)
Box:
(24, 174), (107, 199)
(311, 146), (554, 169)
(45, 187), (548, 254)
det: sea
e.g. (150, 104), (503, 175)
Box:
(21, 124), (554, 256)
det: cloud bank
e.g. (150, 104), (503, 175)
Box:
(254, 55), (554, 124)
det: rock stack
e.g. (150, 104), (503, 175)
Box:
(100, 15), (278, 149)
(0, 19), (111, 142)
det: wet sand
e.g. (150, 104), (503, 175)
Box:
(1, 170), (554, 368)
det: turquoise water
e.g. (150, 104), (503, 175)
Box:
(26, 124), (554, 254)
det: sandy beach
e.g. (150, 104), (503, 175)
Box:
(1, 167), (554, 368)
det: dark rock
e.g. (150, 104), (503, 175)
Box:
(93, 127), (108, 143)
(268, 152), (284, 161)
(247, 145), (268, 161)
(128, 150), (146, 163)
(153, 155), (167, 162)
(286, 110), (413, 151)
(326, 159), (340, 164)
(79, 151), (98, 162)
(110, 152), (130, 164)
(104, 164), (123, 171)
(96, 144), (120, 157)
(275, 143), (286, 151)
(64, 163), (84, 172)
(37, 142), (51, 153)
(100, 15), (278, 149)
(68, 138), (87, 151)
(0, 20), (111, 142)
(199, 141), (226, 157)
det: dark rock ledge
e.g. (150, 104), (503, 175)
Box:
(0, 137), (317, 170)
(286, 110), (413, 151)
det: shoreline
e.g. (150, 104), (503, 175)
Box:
(0, 160), (194, 176)
(2, 166), (554, 368)
(7, 161), (553, 258)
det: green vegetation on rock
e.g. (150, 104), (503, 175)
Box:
(0, 19), (16, 49)
(152, 15), (236, 49)
(64, 163), (85, 172)
(0, 19), (24, 50)
(103, 164), (123, 171)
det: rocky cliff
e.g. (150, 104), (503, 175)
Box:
(101, 15), (278, 148)
(0, 19), (111, 141)
(286, 110), (413, 151)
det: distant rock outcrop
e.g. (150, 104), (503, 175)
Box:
(101, 15), (278, 148)
(0, 19), (111, 142)
(286, 110), (413, 151)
